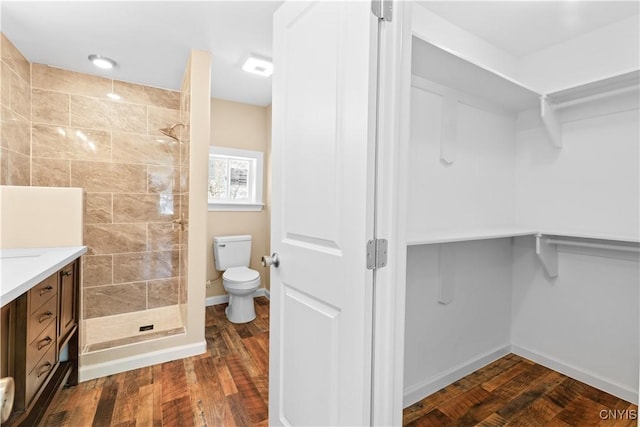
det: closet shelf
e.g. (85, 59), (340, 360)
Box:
(407, 226), (640, 246)
(411, 37), (539, 113)
(411, 36), (640, 148)
(407, 226), (538, 245)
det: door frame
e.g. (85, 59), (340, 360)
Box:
(370, 1), (413, 425)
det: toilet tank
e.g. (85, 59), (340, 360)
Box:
(213, 235), (252, 270)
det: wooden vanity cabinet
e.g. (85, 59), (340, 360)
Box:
(3, 258), (80, 427)
(58, 262), (77, 348)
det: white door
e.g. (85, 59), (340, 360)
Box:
(269, 1), (379, 426)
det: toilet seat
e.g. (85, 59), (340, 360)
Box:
(223, 267), (259, 283)
(223, 267), (260, 290)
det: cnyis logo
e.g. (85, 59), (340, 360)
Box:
(599, 409), (638, 420)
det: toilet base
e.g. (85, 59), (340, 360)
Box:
(225, 293), (256, 323)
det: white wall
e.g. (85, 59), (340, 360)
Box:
(517, 16), (640, 94)
(515, 107), (639, 239)
(407, 82), (516, 237)
(511, 236), (639, 403)
(404, 239), (513, 406)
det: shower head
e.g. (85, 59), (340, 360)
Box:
(159, 123), (186, 141)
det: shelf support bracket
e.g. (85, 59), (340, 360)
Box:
(535, 233), (558, 278)
(440, 95), (458, 165)
(540, 95), (563, 148)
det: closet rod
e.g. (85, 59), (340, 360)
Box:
(555, 85), (638, 109)
(544, 238), (640, 253)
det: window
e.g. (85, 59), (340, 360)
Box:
(208, 147), (264, 211)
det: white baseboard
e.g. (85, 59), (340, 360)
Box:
(79, 340), (206, 382)
(511, 345), (638, 404)
(403, 345), (511, 408)
(205, 287), (270, 307)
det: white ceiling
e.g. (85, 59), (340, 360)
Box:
(1, 1), (283, 106)
(418, 1), (640, 58)
(2, 1), (637, 107)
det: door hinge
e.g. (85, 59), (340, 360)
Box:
(367, 239), (388, 270)
(371, 0), (392, 22)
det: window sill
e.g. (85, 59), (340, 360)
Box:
(208, 202), (264, 212)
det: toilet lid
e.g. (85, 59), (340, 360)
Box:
(223, 267), (260, 283)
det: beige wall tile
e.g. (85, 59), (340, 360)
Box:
(148, 278), (179, 308)
(10, 69), (30, 119)
(70, 95), (147, 133)
(85, 192), (113, 224)
(112, 132), (179, 166)
(179, 273), (188, 305)
(84, 223), (147, 255)
(113, 193), (178, 223)
(32, 64), (111, 98)
(147, 223), (180, 251)
(113, 81), (180, 109)
(32, 124), (111, 161)
(1, 106), (30, 154)
(84, 282), (147, 319)
(83, 255), (113, 287)
(32, 89), (69, 125)
(0, 148), (30, 185)
(1, 34), (30, 84)
(1, 64), (12, 109)
(179, 166), (189, 193)
(147, 106), (181, 137)
(148, 165), (180, 194)
(113, 250), (179, 283)
(71, 160), (147, 193)
(31, 157), (71, 187)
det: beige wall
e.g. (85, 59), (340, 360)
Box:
(207, 98), (271, 296)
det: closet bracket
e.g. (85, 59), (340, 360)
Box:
(540, 95), (563, 148)
(440, 95), (458, 164)
(535, 233), (558, 278)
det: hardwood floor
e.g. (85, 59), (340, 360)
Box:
(40, 297), (270, 427)
(403, 353), (638, 427)
(41, 301), (637, 426)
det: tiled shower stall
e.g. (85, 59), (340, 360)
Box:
(1, 34), (190, 352)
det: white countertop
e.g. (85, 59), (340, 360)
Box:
(0, 246), (87, 307)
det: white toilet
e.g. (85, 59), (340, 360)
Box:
(213, 235), (261, 323)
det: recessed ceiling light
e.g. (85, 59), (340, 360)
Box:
(242, 54), (273, 77)
(88, 54), (117, 70)
(106, 92), (121, 100)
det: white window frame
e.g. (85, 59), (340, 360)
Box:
(208, 146), (264, 212)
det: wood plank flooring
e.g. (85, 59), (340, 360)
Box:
(40, 297), (270, 427)
(41, 300), (637, 426)
(403, 353), (638, 427)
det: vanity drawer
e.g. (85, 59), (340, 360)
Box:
(25, 345), (56, 405)
(26, 320), (56, 375)
(28, 295), (57, 344)
(29, 274), (58, 314)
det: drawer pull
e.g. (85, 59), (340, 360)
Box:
(38, 336), (53, 350)
(38, 311), (54, 323)
(37, 362), (53, 378)
(61, 270), (72, 277)
(39, 285), (54, 296)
